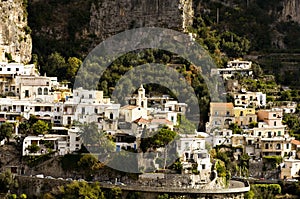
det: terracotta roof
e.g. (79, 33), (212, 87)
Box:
(121, 105), (138, 110)
(210, 102), (234, 109)
(151, 118), (173, 125)
(133, 117), (149, 124)
(291, 139), (300, 146)
(0, 118), (6, 122)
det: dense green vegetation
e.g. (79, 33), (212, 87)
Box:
(245, 184), (281, 199)
(0, 122), (14, 143)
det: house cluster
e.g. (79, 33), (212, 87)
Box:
(204, 59), (300, 180)
(0, 62), (192, 166)
(1, 59), (300, 180)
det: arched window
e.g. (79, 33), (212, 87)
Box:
(276, 143), (281, 150)
(44, 88), (48, 95)
(38, 87), (42, 95)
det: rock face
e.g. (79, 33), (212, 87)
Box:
(27, 0), (193, 58)
(89, 0), (193, 42)
(279, 0), (300, 22)
(0, 0), (32, 63)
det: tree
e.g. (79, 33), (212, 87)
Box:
(105, 187), (122, 199)
(26, 144), (40, 154)
(18, 122), (31, 135)
(0, 170), (18, 193)
(78, 154), (103, 173)
(150, 127), (177, 169)
(0, 122), (14, 143)
(176, 115), (197, 134)
(45, 52), (67, 80)
(78, 123), (115, 155)
(56, 181), (105, 199)
(32, 120), (49, 135)
(67, 57), (82, 79)
(239, 154), (250, 177)
(229, 123), (243, 134)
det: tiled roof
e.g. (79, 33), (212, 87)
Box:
(210, 102), (234, 109)
(121, 105), (138, 110)
(291, 139), (300, 146)
(151, 118), (173, 125)
(133, 117), (149, 124)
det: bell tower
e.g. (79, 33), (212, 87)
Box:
(137, 85), (147, 109)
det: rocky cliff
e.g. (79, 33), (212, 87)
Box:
(28, 0), (193, 59)
(0, 0), (32, 63)
(279, 0), (300, 22)
(89, 0), (193, 43)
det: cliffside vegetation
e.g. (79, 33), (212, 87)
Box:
(25, 0), (300, 130)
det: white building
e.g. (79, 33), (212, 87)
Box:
(233, 90), (266, 108)
(211, 60), (253, 80)
(281, 158), (300, 180)
(22, 129), (81, 156)
(177, 134), (212, 177)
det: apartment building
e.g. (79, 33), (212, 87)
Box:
(206, 102), (235, 133)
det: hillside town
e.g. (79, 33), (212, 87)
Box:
(0, 58), (299, 187)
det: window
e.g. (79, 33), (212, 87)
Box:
(89, 94), (92, 99)
(94, 108), (98, 114)
(249, 117), (253, 122)
(286, 143), (289, 149)
(268, 131), (272, 138)
(25, 90), (29, 97)
(278, 131), (281, 136)
(82, 108), (85, 114)
(44, 88), (48, 95)
(273, 114), (276, 117)
(16, 68), (19, 71)
(7, 68), (11, 71)
(265, 143), (269, 149)
(110, 113), (113, 119)
(214, 111), (218, 115)
(274, 121), (277, 126)
(276, 143), (281, 150)
(38, 87), (42, 95)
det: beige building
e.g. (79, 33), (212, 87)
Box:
(257, 108), (284, 127)
(206, 102), (235, 133)
(260, 136), (294, 157)
(234, 107), (257, 127)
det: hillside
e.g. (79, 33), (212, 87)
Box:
(25, 0), (300, 88)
